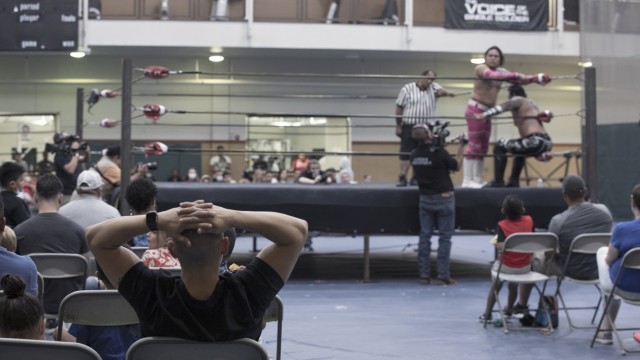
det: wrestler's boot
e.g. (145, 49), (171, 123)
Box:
(506, 156), (525, 187)
(472, 159), (487, 187)
(484, 144), (506, 187)
(461, 159), (478, 188)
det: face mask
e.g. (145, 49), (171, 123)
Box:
(188, 172), (197, 179)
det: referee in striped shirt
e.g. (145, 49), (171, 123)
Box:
(395, 69), (455, 187)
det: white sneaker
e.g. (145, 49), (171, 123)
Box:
(461, 179), (476, 188)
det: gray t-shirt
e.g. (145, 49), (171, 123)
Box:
(549, 202), (613, 280)
(59, 194), (121, 229)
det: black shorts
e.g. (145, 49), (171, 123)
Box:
(399, 124), (418, 160)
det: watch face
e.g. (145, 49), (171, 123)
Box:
(146, 212), (158, 231)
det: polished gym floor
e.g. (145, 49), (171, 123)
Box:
(233, 234), (640, 360)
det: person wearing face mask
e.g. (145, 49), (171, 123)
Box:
(0, 162), (30, 227)
(185, 168), (200, 183)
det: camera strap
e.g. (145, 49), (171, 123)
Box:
(91, 164), (117, 187)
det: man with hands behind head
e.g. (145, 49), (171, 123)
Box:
(87, 201), (307, 342)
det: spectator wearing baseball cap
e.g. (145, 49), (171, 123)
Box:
(60, 170), (121, 230)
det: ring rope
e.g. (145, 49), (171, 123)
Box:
(133, 67), (584, 82)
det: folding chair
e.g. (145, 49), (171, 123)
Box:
(591, 248), (640, 354)
(126, 337), (269, 360)
(28, 253), (88, 316)
(263, 295), (284, 360)
(0, 337), (101, 360)
(37, 271), (44, 304)
(57, 290), (139, 341)
(555, 233), (610, 330)
(486, 232), (558, 334)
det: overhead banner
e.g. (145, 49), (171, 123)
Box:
(445, 0), (549, 31)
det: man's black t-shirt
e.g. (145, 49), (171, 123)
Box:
(54, 151), (80, 195)
(410, 143), (458, 195)
(119, 257), (284, 341)
(1, 190), (30, 227)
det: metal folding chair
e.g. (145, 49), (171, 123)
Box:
(57, 290), (139, 341)
(486, 232), (558, 334)
(28, 253), (88, 316)
(591, 248), (640, 354)
(0, 337), (101, 360)
(126, 337), (269, 360)
(554, 233), (610, 330)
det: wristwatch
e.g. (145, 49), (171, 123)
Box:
(146, 211), (159, 231)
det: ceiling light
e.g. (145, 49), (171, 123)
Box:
(271, 121), (291, 127)
(470, 58), (485, 65)
(70, 51), (86, 59)
(209, 55), (225, 63)
(578, 61), (593, 68)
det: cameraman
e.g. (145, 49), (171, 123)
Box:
(95, 146), (148, 204)
(410, 124), (465, 286)
(54, 137), (84, 204)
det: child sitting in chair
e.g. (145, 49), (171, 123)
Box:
(141, 231), (180, 268)
(479, 195), (535, 322)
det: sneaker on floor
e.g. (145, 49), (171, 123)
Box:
(436, 278), (457, 285)
(512, 303), (529, 314)
(595, 332), (613, 345)
(478, 313), (492, 323)
(461, 179), (477, 188)
(418, 277), (431, 285)
(409, 177), (418, 186)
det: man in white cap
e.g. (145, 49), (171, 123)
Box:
(60, 169), (121, 230)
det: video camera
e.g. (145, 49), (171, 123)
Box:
(138, 162), (158, 171)
(44, 132), (89, 155)
(428, 121), (451, 148)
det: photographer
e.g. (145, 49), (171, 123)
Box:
(95, 146), (148, 204)
(411, 124), (465, 286)
(53, 134), (86, 204)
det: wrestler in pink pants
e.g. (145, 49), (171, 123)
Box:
(464, 104), (492, 160)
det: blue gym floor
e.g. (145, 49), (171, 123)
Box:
(233, 234), (640, 359)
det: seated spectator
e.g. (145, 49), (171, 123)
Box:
(86, 200), (307, 341)
(141, 231), (180, 268)
(95, 146), (148, 204)
(0, 162), (30, 227)
(185, 168), (200, 183)
(252, 155), (268, 171)
(167, 169), (182, 182)
(125, 178), (158, 247)
(252, 168), (266, 183)
(0, 202), (38, 296)
(594, 183), (640, 345)
(15, 174), (88, 315)
(222, 171), (236, 184)
(37, 151), (55, 175)
(336, 157), (356, 184)
(297, 160), (332, 184)
(59, 169), (120, 230)
(536, 176), (613, 279)
(276, 169), (289, 184)
(479, 195), (534, 321)
(291, 153), (310, 173)
(200, 175), (212, 183)
(0, 274), (45, 340)
(263, 172), (277, 184)
(363, 174), (373, 183)
(55, 262), (141, 360)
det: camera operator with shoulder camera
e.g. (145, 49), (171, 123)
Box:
(52, 133), (88, 204)
(410, 123), (465, 286)
(95, 145), (148, 204)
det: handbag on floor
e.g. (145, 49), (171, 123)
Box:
(534, 295), (559, 328)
